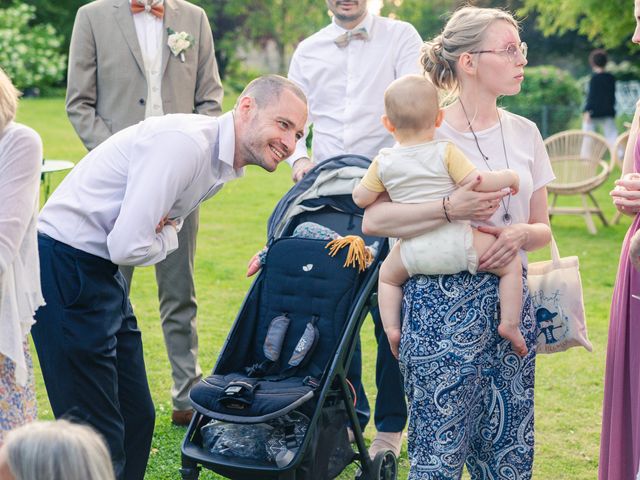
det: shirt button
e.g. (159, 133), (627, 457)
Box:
(152, 70), (158, 75)
(152, 87), (158, 92)
(138, 98), (145, 105)
(153, 104), (160, 110)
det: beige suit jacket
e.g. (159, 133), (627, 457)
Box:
(66, 0), (223, 150)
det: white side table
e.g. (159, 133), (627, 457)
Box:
(41, 159), (75, 201)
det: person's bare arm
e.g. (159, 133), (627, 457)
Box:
(460, 168), (519, 194)
(477, 186), (551, 270)
(611, 101), (640, 215)
(362, 176), (506, 238)
(352, 184), (381, 209)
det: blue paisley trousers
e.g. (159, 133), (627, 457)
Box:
(399, 272), (536, 480)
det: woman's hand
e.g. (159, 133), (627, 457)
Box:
(448, 176), (507, 222)
(611, 173), (640, 215)
(476, 224), (528, 270)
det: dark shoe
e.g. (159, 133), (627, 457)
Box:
(171, 409), (194, 426)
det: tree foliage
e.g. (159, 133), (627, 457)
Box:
(193, 0), (328, 78)
(0, 0), (85, 56)
(0, 2), (66, 89)
(519, 0), (636, 50)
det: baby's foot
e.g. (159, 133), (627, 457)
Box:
(498, 322), (528, 357)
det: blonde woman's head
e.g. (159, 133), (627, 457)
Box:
(0, 68), (20, 132)
(420, 6), (519, 94)
(0, 420), (115, 480)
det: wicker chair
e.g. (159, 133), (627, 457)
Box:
(611, 130), (630, 225)
(545, 130), (614, 234)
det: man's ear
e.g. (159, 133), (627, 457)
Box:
(235, 95), (255, 120)
(381, 114), (395, 133)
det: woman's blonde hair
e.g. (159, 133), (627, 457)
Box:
(2, 420), (115, 480)
(421, 6), (519, 95)
(0, 67), (20, 132)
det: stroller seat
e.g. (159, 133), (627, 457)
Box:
(181, 156), (398, 480)
(190, 236), (363, 423)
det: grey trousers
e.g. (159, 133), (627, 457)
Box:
(120, 208), (202, 411)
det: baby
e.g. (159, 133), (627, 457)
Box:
(352, 75), (526, 358)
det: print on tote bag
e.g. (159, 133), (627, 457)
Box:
(527, 236), (593, 354)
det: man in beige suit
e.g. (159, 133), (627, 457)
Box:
(66, 0), (223, 428)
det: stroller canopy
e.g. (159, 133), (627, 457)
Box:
(266, 155), (371, 242)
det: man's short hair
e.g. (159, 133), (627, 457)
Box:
(384, 74), (439, 132)
(589, 49), (608, 69)
(236, 74), (306, 109)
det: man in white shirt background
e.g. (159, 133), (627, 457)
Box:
(287, 0), (423, 457)
(33, 75), (307, 480)
(65, 0), (223, 428)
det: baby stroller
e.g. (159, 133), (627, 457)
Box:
(180, 155), (396, 480)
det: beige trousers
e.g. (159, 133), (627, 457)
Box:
(120, 207), (202, 411)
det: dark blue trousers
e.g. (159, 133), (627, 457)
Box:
(32, 234), (155, 480)
(350, 305), (407, 433)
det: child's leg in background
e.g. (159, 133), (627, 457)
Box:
(378, 242), (410, 359)
(473, 230), (527, 356)
(601, 117), (618, 150)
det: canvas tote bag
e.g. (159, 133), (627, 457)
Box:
(527, 235), (592, 354)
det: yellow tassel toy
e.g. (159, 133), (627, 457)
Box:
(325, 236), (373, 272)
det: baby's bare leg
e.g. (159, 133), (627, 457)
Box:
(378, 243), (410, 359)
(473, 230), (527, 356)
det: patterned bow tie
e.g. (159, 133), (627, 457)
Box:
(131, 0), (164, 19)
(334, 27), (369, 48)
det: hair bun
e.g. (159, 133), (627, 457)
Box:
(420, 35), (454, 91)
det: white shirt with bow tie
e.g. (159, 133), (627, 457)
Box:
(130, 0), (165, 117)
(287, 12), (422, 166)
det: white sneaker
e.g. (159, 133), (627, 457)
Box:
(369, 431), (403, 458)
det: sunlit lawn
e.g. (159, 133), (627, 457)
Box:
(17, 96), (628, 479)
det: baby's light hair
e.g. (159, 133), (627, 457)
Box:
(384, 74), (440, 133)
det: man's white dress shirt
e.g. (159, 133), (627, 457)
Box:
(131, 0), (165, 117)
(38, 112), (242, 266)
(287, 12), (422, 165)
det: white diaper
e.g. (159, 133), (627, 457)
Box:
(399, 221), (478, 276)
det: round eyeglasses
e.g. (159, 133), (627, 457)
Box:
(469, 42), (528, 63)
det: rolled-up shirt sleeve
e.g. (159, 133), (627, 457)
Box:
(107, 132), (202, 266)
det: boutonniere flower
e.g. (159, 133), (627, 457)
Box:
(167, 28), (194, 63)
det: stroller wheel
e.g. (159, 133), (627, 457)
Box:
(356, 451), (398, 480)
(372, 450), (397, 480)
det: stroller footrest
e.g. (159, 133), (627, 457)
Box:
(190, 373), (316, 424)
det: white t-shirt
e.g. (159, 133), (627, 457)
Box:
(436, 109), (555, 228)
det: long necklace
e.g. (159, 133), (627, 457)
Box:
(459, 99), (513, 225)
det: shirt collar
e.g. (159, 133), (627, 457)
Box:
(217, 111), (244, 178)
(130, 0), (164, 5)
(331, 11), (373, 34)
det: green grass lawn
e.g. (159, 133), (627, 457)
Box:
(16, 97), (629, 479)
